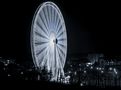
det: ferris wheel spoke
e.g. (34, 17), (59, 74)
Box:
(44, 6), (50, 29)
(34, 25), (48, 39)
(47, 6), (52, 29)
(48, 46), (54, 71)
(56, 21), (64, 35)
(46, 6), (50, 29)
(38, 55), (45, 68)
(56, 24), (62, 35)
(57, 46), (64, 67)
(35, 41), (48, 46)
(55, 46), (59, 66)
(35, 35), (49, 43)
(58, 39), (67, 46)
(56, 47), (62, 61)
(35, 42), (48, 50)
(58, 43), (66, 50)
(56, 46), (65, 67)
(38, 46), (49, 67)
(51, 6), (54, 24)
(58, 58), (64, 71)
(57, 45), (65, 60)
(42, 8), (50, 32)
(50, 6), (54, 26)
(57, 33), (66, 39)
(38, 13), (49, 35)
(40, 58), (47, 68)
(55, 18), (60, 32)
(51, 6), (53, 23)
(36, 17), (47, 33)
(38, 47), (50, 67)
(49, 46), (54, 70)
(58, 38), (67, 41)
(56, 26), (65, 38)
(52, 8), (56, 30)
(47, 46), (51, 68)
(39, 9), (49, 29)
(56, 27), (65, 38)
(47, 47), (51, 71)
(41, 9), (48, 29)
(36, 46), (47, 56)
(51, 8), (55, 30)
(54, 11), (58, 30)
(48, 6), (52, 27)
(35, 30), (48, 40)
(36, 20), (49, 37)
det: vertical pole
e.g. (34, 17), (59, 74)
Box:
(54, 40), (57, 81)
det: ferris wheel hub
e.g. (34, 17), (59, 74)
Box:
(53, 39), (57, 44)
(49, 32), (56, 47)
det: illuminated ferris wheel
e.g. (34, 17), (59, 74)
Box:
(31, 2), (67, 81)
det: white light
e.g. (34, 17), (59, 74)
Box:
(99, 68), (101, 70)
(109, 67), (112, 71)
(101, 70), (104, 73)
(90, 66), (93, 69)
(80, 83), (83, 86)
(86, 64), (89, 67)
(87, 62), (92, 65)
(21, 72), (23, 75)
(8, 74), (11, 77)
(7, 60), (10, 64)
(84, 70), (86, 73)
(114, 68), (117, 75)
(49, 32), (56, 48)
(4, 63), (8, 66)
(69, 71), (71, 73)
(74, 72), (77, 75)
(96, 67), (99, 70)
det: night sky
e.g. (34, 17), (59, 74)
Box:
(0, 0), (121, 62)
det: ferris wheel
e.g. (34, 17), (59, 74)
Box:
(31, 2), (67, 81)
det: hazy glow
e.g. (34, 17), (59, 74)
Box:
(49, 32), (56, 48)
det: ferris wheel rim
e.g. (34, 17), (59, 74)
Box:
(30, 1), (67, 79)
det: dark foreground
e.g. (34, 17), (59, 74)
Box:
(0, 80), (120, 90)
